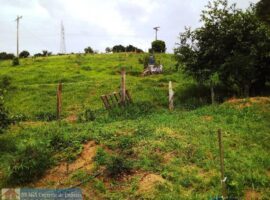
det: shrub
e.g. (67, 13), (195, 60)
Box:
(94, 147), (109, 166)
(112, 45), (125, 53)
(12, 57), (19, 66)
(35, 111), (56, 121)
(106, 155), (132, 178)
(19, 50), (30, 58)
(34, 53), (43, 57)
(0, 76), (12, 89)
(8, 144), (53, 184)
(108, 102), (154, 120)
(78, 108), (95, 122)
(151, 40), (166, 53)
(84, 46), (94, 54)
(118, 135), (134, 151)
(138, 54), (150, 69)
(0, 52), (15, 60)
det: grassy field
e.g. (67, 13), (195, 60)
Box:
(0, 53), (269, 199)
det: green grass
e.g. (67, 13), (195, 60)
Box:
(0, 53), (269, 199)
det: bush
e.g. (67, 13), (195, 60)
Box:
(12, 57), (19, 66)
(112, 45), (125, 53)
(84, 46), (94, 54)
(108, 102), (155, 120)
(138, 54), (150, 69)
(34, 53), (43, 57)
(0, 76), (12, 89)
(0, 52), (15, 60)
(151, 40), (166, 53)
(35, 111), (56, 121)
(106, 155), (132, 178)
(19, 50), (30, 58)
(8, 144), (53, 184)
(78, 108), (95, 122)
(94, 147), (109, 166)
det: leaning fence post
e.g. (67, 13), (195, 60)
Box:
(56, 82), (62, 120)
(121, 67), (126, 105)
(218, 129), (226, 199)
(168, 81), (174, 111)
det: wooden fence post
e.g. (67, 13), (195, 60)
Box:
(169, 81), (174, 111)
(218, 129), (226, 198)
(121, 68), (126, 105)
(56, 82), (62, 120)
(101, 95), (110, 109)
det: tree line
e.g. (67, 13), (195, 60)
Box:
(174, 0), (270, 100)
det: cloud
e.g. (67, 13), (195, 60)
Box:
(0, 0), (260, 54)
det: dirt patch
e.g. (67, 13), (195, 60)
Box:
(20, 121), (47, 127)
(66, 114), (77, 123)
(201, 115), (213, 121)
(163, 151), (177, 163)
(137, 173), (166, 195)
(157, 127), (184, 140)
(226, 97), (270, 109)
(33, 141), (98, 187)
(249, 97), (270, 104)
(245, 190), (261, 200)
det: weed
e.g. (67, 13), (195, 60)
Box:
(94, 147), (109, 166)
(78, 108), (95, 122)
(106, 155), (132, 178)
(8, 143), (53, 184)
(35, 111), (56, 121)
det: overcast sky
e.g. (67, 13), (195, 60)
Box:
(0, 0), (259, 54)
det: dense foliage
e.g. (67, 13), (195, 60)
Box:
(84, 46), (94, 54)
(112, 44), (126, 53)
(0, 52), (15, 60)
(256, 0), (270, 24)
(175, 0), (270, 99)
(19, 50), (30, 58)
(151, 40), (166, 53)
(112, 44), (143, 53)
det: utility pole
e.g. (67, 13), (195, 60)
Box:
(153, 26), (160, 41)
(60, 21), (66, 54)
(15, 16), (23, 57)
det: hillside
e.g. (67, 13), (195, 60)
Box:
(0, 54), (269, 199)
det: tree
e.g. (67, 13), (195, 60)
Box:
(151, 40), (166, 53)
(34, 53), (43, 57)
(125, 45), (136, 52)
(84, 46), (94, 54)
(174, 0), (270, 99)
(0, 52), (15, 60)
(19, 50), (30, 58)
(112, 45), (125, 53)
(256, 0), (270, 24)
(105, 47), (111, 53)
(42, 50), (52, 57)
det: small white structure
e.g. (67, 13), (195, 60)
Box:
(142, 55), (163, 76)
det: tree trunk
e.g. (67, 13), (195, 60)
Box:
(244, 84), (250, 98)
(210, 84), (215, 105)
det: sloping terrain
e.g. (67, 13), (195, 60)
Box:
(0, 54), (269, 199)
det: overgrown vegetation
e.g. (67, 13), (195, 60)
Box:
(0, 50), (269, 198)
(175, 0), (270, 101)
(0, 0), (269, 199)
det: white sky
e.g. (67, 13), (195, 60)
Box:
(0, 0), (259, 54)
